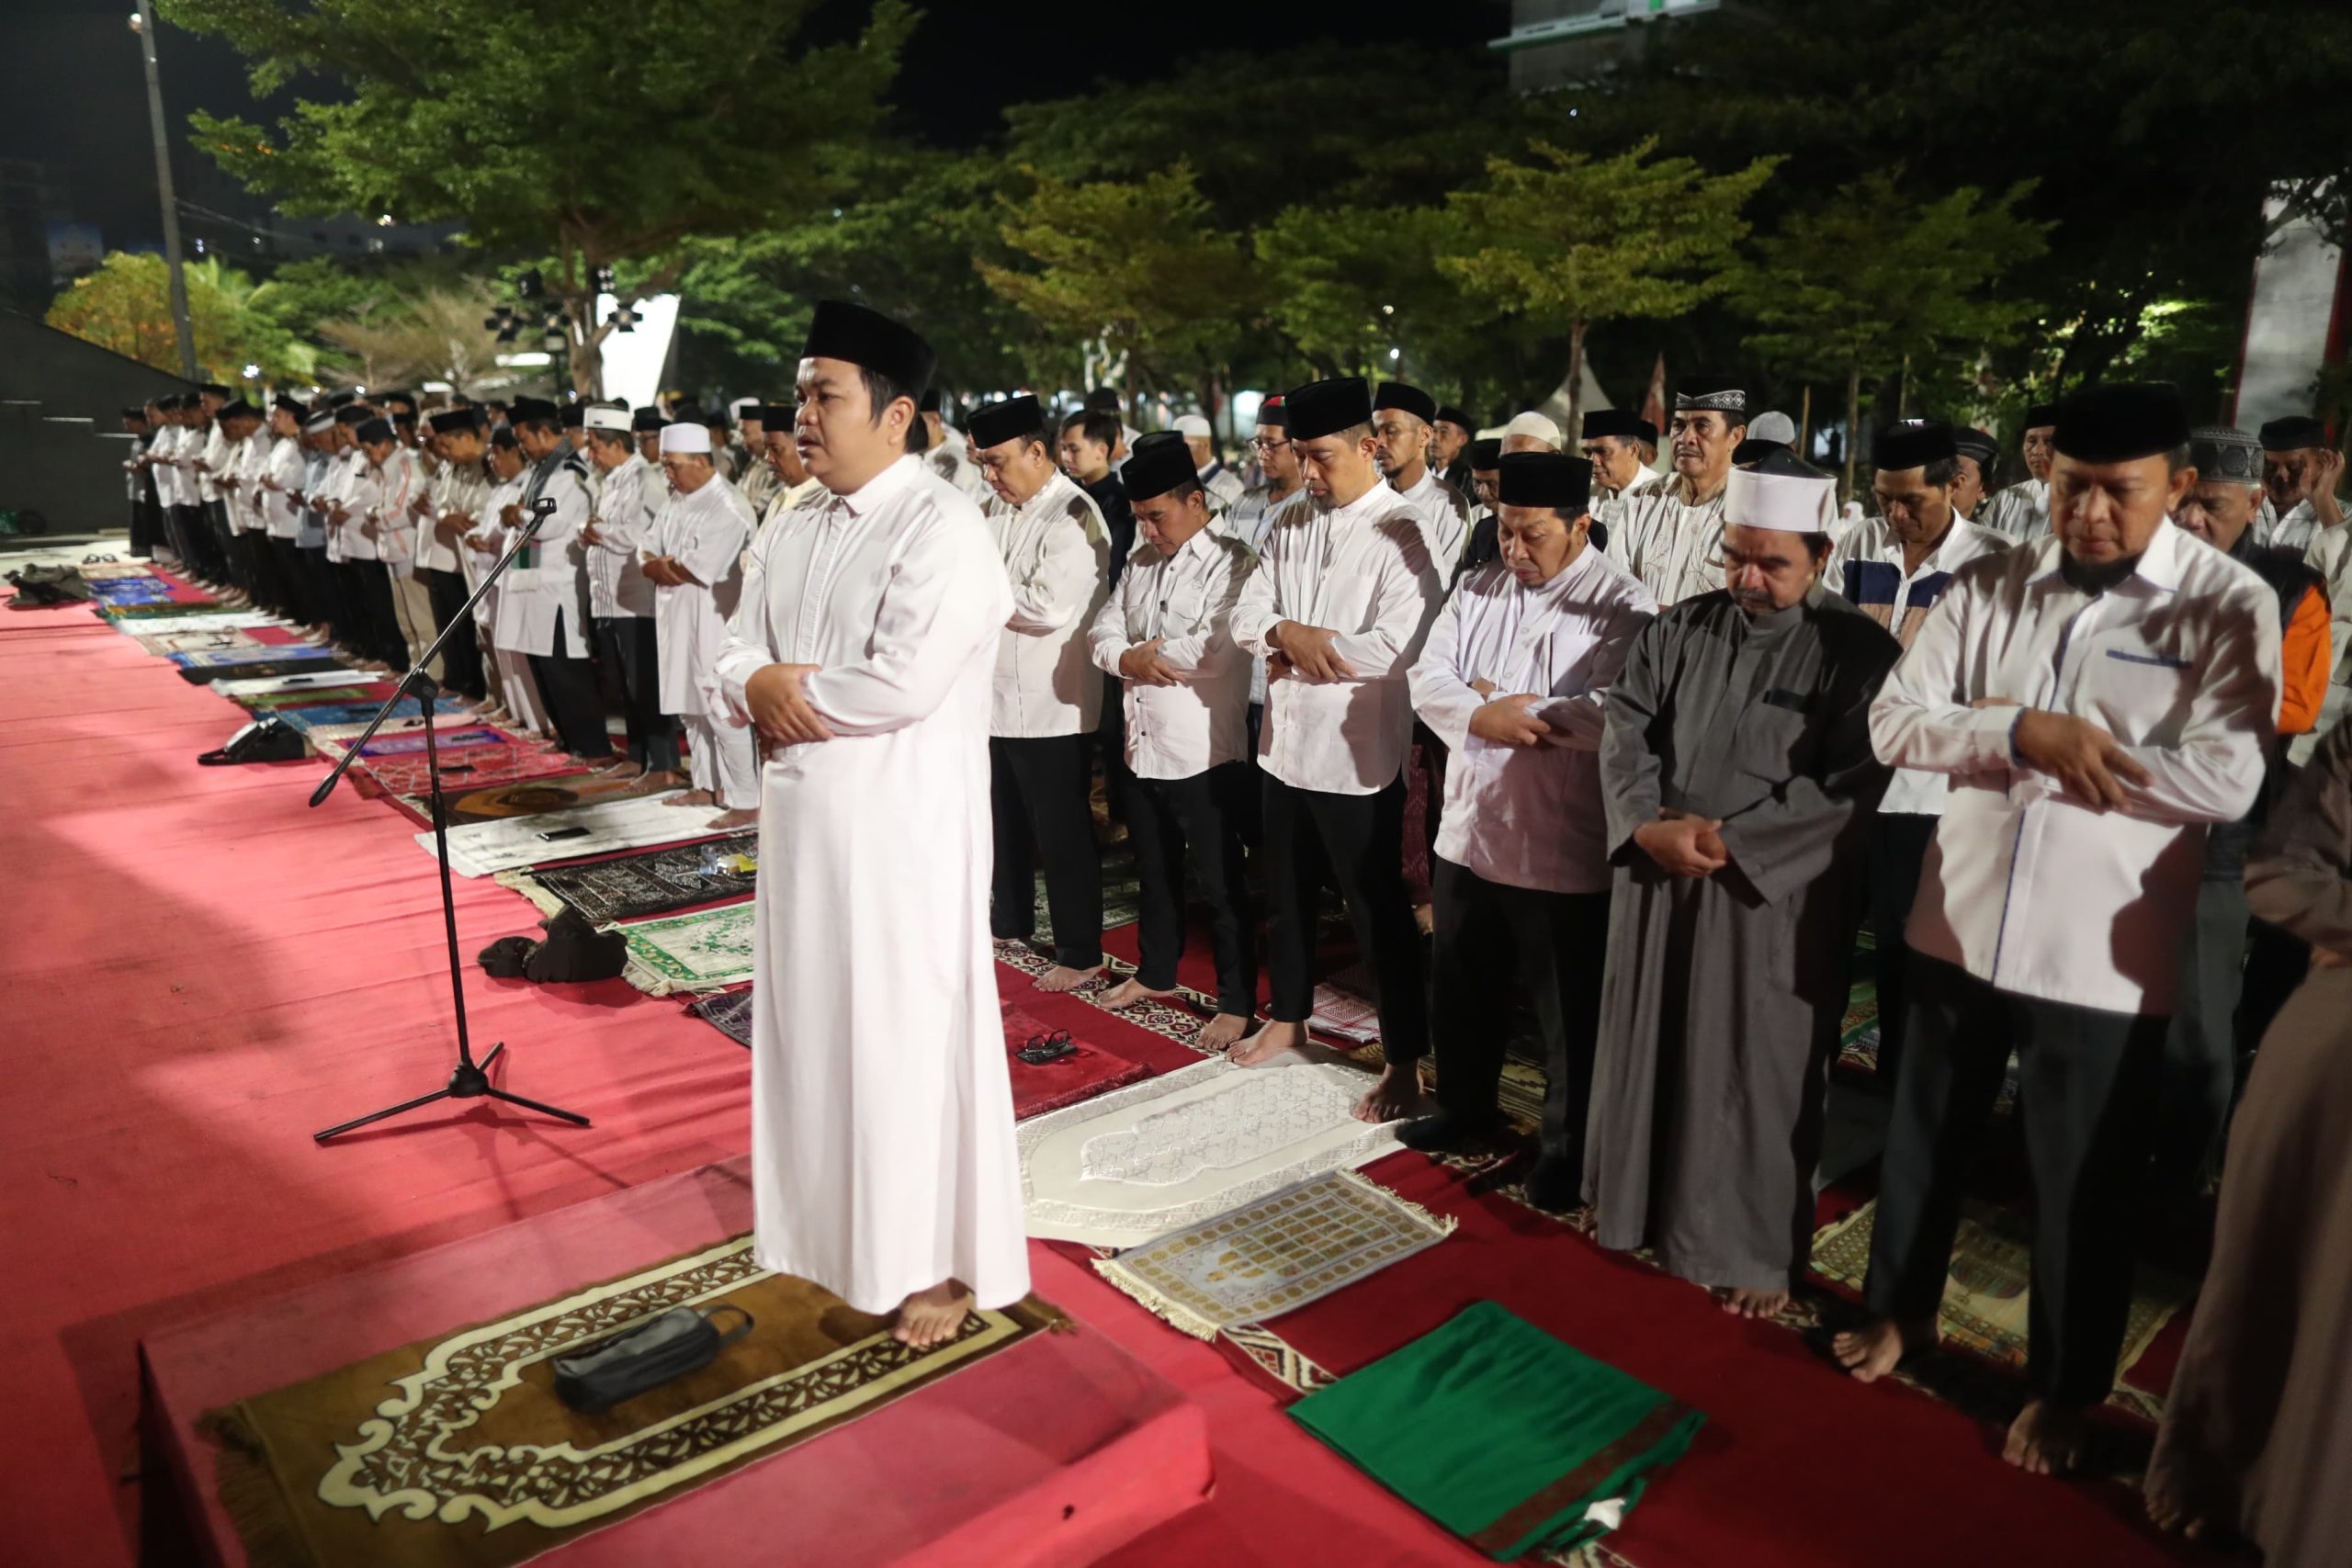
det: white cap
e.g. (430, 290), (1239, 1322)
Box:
(1724, 465), (1838, 534)
(1504, 411), (1563, 449)
(1172, 413), (1213, 439)
(1748, 411), (1798, 446)
(658, 422), (713, 456)
(582, 406), (630, 434)
(729, 396), (762, 421)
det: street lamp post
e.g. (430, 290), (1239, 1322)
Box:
(129, 2), (198, 381)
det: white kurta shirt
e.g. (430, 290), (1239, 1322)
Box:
(366, 448), (421, 568)
(1217, 485), (1309, 708)
(1871, 521), (2281, 1014)
(648, 474), (754, 717)
(1980, 478), (2051, 542)
(711, 455), (1027, 1314)
(260, 435), (305, 539)
(226, 433), (267, 533)
(148, 424), (185, 509)
(340, 451), (389, 563)
(1611, 477), (1731, 607)
(323, 447), (369, 563)
(1396, 468), (1471, 578)
(1825, 515), (2014, 816)
(926, 427), (995, 508)
(495, 454), (594, 658)
(2253, 496), (2346, 558)
(1410, 547), (1657, 894)
(586, 453), (660, 618)
(472, 474), (524, 630)
(1199, 460), (1248, 512)
(1086, 525), (1254, 779)
(1231, 482), (1443, 795)
(986, 469), (1110, 738)
(197, 421), (230, 505)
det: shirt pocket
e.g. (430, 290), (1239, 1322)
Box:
(2086, 640), (2199, 742)
(1731, 689), (1817, 780)
(1161, 581), (1212, 636)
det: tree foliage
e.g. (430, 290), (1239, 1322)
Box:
(312, 279), (512, 393)
(46, 252), (314, 383)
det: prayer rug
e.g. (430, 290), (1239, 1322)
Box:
(236, 686), (388, 712)
(135, 627), (262, 655)
(200, 1235), (1062, 1568)
(1019, 1054), (1403, 1249)
(356, 741), (581, 801)
(616, 902), (758, 996)
(1094, 1169), (1456, 1340)
(178, 656), (349, 685)
(216, 668), (382, 698)
(429, 794), (732, 877)
(1289, 1300), (1703, 1561)
(501, 833), (761, 924)
(1000, 999), (1157, 1119)
(272, 697), (470, 733)
(1307, 964), (1385, 1045)
(417, 773), (651, 827)
(690, 987), (754, 1045)
(99, 599), (227, 619)
(306, 720), (528, 761)
(100, 607), (281, 633)
(1809, 1198), (2193, 1412)
(170, 644), (329, 670)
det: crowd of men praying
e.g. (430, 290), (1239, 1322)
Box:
(118, 355), (2347, 1535)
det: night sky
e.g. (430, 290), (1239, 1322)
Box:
(0, 0), (1504, 252)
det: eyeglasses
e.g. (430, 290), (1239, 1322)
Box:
(1251, 437), (1291, 455)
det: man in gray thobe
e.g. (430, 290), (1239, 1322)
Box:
(1587, 449), (1901, 1317)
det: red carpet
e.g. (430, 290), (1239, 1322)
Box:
(0, 598), (2234, 1568)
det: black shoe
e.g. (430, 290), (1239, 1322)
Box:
(1396, 1108), (1506, 1153)
(1523, 1150), (1581, 1213)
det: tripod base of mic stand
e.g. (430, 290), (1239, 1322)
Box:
(313, 1043), (594, 1142)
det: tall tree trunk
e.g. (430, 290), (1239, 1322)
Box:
(570, 298), (602, 399)
(1799, 384), (1813, 461)
(1844, 364), (1861, 504)
(1565, 318), (1589, 436)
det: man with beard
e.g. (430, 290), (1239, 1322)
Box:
(1374, 381), (1473, 576)
(1614, 375), (1750, 606)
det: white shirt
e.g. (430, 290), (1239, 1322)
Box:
(1232, 482), (1443, 795)
(1410, 548), (1657, 894)
(1396, 468), (1471, 577)
(496, 453), (594, 659)
(225, 432), (267, 533)
(1871, 521), (2281, 1014)
(1593, 463), (1664, 550)
(1199, 460), (1248, 512)
(586, 453), (660, 617)
(986, 469), (1110, 738)
(1611, 476), (1731, 607)
(365, 448), (421, 567)
(1980, 478), (2051, 543)
(197, 420), (230, 504)
(261, 434), (307, 539)
(2253, 496), (2346, 559)
(472, 472), (525, 628)
(148, 425), (186, 509)
(1218, 485), (1310, 708)
(1825, 515), (2014, 816)
(648, 473), (755, 716)
(1087, 525), (1254, 779)
(926, 426), (995, 508)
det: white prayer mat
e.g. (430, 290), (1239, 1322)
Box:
(1020, 1055), (1403, 1249)
(615, 902), (758, 996)
(424, 792), (726, 877)
(104, 609), (292, 635)
(213, 668), (374, 698)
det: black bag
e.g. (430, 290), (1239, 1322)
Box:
(552, 1304), (754, 1415)
(198, 716), (307, 765)
(5, 564), (92, 607)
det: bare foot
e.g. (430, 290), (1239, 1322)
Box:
(1198, 1012), (1252, 1052)
(1353, 1061), (1423, 1122)
(595, 757), (646, 779)
(709, 807), (759, 829)
(665, 788), (718, 807)
(1831, 1315), (1937, 1383)
(2004, 1399), (2088, 1475)
(1719, 1286), (1792, 1320)
(1231, 1018), (1305, 1066)
(891, 1279), (974, 1349)
(1098, 977), (1176, 1010)
(1413, 902), (1434, 936)
(1035, 963), (1102, 994)
(2143, 1494), (2211, 1540)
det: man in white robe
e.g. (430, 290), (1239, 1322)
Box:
(1374, 381), (1474, 574)
(643, 422), (758, 825)
(920, 388), (994, 508)
(754, 401), (826, 548)
(1612, 375), (1750, 605)
(468, 428), (553, 737)
(1400, 453), (1657, 1210)
(1978, 402), (2057, 542)
(713, 299), (1027, 1347)
(500, 400), (614, 762)
(579, 405), (677, 781)
(1579, 408), (1662, 558)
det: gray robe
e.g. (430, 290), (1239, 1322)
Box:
(1586, 583), (1899, 1290)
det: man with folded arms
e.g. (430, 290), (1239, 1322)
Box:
(1835, 385), (2281, 1475)
(644, 421), (759, 825)
(1400, 452), (1657, 1208)
(1230, 376), (1443, 1122)
(579, 404), (675, 782)
(971, 393), (1113, 990)
(1374, 381), (1473, 574)
(1087, 438), (1259, 1049)
(1614, 375), (1749, 606)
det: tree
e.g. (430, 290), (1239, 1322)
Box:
(1256, 203), (1505, 390)
(161, 0), (915, 395)
(312, 280), (510, 393)
(46, 252), (314, 383)
(1437, 139), (1779, 433)
(978, 164), (1261, 412)
(1726, 171), (2049, 498)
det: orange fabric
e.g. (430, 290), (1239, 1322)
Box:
(2280, 584), (2331, 736)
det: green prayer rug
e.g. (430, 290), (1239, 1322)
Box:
(1289, 1301), (1702, 1560)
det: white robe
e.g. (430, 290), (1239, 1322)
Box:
(648, 474), (755, 717)
(495, 454), (594, 658)
(712, 455), (1028, 1314)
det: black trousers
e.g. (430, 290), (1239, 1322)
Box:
(528, 608), (615, 760)
(206, 502), (244, 592)
(1430, 860), (1609, 1159)
(171, 504), (219, 581)
(1413, 722), (1448, 890)
(268, 537), (311, 626)
(1129, 764), (1255, 1015)
(594, 614), (677, 770)
(341, 559), (404, 666)
(2235, 917), (2309, 1057)
(300, 547), (341, 638)
(422, 567), (487, 699)
(1863, 954), (2167, 1404)
(2153, 875), (2247, 1213)
(1865, 812), (1939, 1089)
(1262, 773), (1430, 1063)
(990, 733), (1103, 969)
(236, 532), (282, 615)
(1097, 672), (1132, 826)
(130, 493), (154, 557)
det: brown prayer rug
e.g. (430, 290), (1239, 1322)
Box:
(202, 1235), (1061, 1568)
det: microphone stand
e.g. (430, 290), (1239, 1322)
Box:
(309, 495), (592, 1142)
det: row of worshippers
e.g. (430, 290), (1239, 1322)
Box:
(127, 385), (800, 829)
(963, 367), (2310, 1482)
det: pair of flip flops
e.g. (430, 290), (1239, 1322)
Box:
(478, 908), (628, 983)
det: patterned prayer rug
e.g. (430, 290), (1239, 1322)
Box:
(617, 902), (758, 996)
(177, 656), (349, 685)
(102, 608), (279, 633)
(272, 697), (471, 732)
(1019, 1054), (1403, 1249)
(999, 999), (1157, 1118)
(690, 987), (754, 1045)
(413, 773), (650, 826)
(431, 795), (732, 877)
(169, 644), (329, 670)
(355, 741), (582, 801)
(1810, 1197), (2193, 1416)
(200, 1235), (1062, 1568)
(1095, 1169), (1456, 1339)
(306, 721), (523, 762)
(135, 627), (262, 655)
(502, 834), (760, 924)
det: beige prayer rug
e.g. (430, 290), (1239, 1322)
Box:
(1811, 1198), (2193, 1407)
(616, 902), (757, 996)
(1096, 1169), (1455, 1339)
(1021, 1054), (1403, 1249)
(201, 1236), (1060, 1568)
